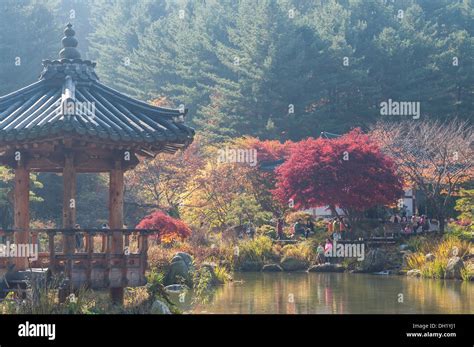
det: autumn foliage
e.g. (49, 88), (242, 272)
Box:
(136, 210), (192, 243)
(273, 129), (403, 213)
(236, 137), (293, 163)
(234, 137), (293, 215)
(125, 137), (205, 219)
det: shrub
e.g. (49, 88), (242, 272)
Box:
(237, 235), (274, 264)
(281, 241), (315, 263)
(420, 258), (446, 279)
(137, 210), (192, 244)
(257, 224), (276, 239)
(406, 252), (425, 270)
(213, 264), (233, 283)
(446, 189), (474, 242)
(147, 245), (175, 270)
(460, 267), (473, 282)
(447, 223), (473, 242)
(192, 266), (215, 304)
(406, 235), (431, 252)
(436, 235), (470, 259)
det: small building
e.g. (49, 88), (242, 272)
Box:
(400, 189), (416, 217)
(304, 206), (346, 218)
(0, 24), (194, 302)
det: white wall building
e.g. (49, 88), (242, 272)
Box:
(303, 189), (415, 218)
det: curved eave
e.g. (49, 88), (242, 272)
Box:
(94, 82), (185, 117)
(0, 80), (48, 107)
(0, 80), (194, 154)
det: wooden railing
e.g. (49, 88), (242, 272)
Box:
(0, 228), (155, 289)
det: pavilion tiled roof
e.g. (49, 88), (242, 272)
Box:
(0, 24), (194, 154)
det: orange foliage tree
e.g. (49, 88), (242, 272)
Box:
(125, 136), (206, 220)
(181, 137), (292, 230)
(233, 137), (293, 216)
(182, 153), (254, 230)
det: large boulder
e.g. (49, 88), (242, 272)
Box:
(239, 260), (263, 272)
(151, 300), (171, 314)
(164, 253), (194, 286)
(308, 264), (345, 273)
(360, 248), (387, 272)
(407, 269), (422, 277)
(175, 252), (194, 268)
(444, 256), (464, 280)
(262, 264), (283, 272)
(280, 257), (308, 271)
(164, 284), (188, 293)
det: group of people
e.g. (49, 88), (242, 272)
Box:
(326, 217), (350, 240)
(398, 214), (438, 234)
(275, 216), (347, 240)
(394, 206), (438, 234)
(292, 218), (315, 239)
(274, 217), (316, 240)
(312, 217), (351, 264)
(314, 237), (339, 264)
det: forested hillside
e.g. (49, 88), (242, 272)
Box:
(0, 0), (472, 227)
(1, 0), (472, 139)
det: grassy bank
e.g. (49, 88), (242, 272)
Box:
(0, 271), (177, 315)
(405, 234), (473, 281)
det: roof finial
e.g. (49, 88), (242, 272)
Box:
(59, 23), (81, 60)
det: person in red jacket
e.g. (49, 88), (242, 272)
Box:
(327, 218), (334, 233)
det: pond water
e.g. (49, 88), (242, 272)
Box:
(172, 272), (474, 314)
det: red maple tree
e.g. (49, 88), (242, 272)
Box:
(273, 129), (403, 217)
(136, 210), (192, 243)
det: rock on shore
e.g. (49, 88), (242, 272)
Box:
(307, 263), (345, 272)
(262, 264), (283, 272)
(280, 257), (309, 271)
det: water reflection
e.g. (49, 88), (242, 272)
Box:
(172, 273), (473, 314)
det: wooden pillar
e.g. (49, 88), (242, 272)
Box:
(13, 165), (30, 270)
(109, 160), (124, 304)
(63, 153), (76, 230)
(48, 231), (56, 273)
(62, 152), (76, 284)
(86, 232), (93, 288)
